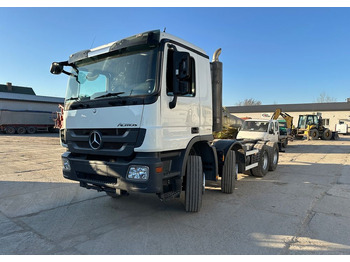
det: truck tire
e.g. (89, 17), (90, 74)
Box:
(221, 150), (236, 194)
(266, 142), (279, 171)
(185, 155), (203, 212)
(309, 129), (319, 140)
(251, 144), (269, 177)
(322, 129), (332, 140)
(5, 126), (16, 134)
(27, 126), (36, 134)
(282, 138), (288, 148)
(17, 126), (26, 134)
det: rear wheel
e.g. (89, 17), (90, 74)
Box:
(282, 138), (288, 148)
(185, 155), (203, 212)
(5, 126), (16, 134)
(251, 144), (269, 177)
(267, 142), (279, 171)
(221, 150), (236, 194)
(17, 126), (26, 134)
(27, 126), (36, 134)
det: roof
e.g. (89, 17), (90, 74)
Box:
(68, 30), (208, 64)
(227, 102), (350, 114)
(0, 92), (64, 104)
(0, 84), (36, 95)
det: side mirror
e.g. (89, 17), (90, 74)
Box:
(269, 129), (274, 134)
(50, 62), (64, 75)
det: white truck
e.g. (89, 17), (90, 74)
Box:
(237, 119), (287, 148)
(50, 30), (279, 212)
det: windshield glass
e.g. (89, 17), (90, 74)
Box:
(241, 121), (269, 132)
(65, 48), (158, 102)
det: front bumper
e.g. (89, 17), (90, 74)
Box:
(61, 151), (166, 193)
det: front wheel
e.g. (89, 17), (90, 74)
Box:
(184, 155), (203, 212)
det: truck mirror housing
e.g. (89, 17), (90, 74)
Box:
(50, 62), (63, 75)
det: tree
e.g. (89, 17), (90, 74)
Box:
(236, 98), (262, 106)
(315, 92), (337, 103)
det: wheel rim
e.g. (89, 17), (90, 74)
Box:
(273, 150), (278, 165)
(262, 151), (268, 170)
(203, 172), (205, 193)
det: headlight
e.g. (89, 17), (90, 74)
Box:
(62, 158), (71, 171)
(127, 165), (149, 181)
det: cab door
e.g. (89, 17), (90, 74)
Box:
(267, 121), (279, 142)
(159, 43), (200, 151)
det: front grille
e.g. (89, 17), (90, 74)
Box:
(66, 128), (146, 157)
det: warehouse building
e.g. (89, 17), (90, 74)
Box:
(226, 100), (350, 134)
(0, 82), (64, 134)
(0, 82), (64, 112)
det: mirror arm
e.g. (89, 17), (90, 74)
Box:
(169, 94), (178, 109)
(62, 69), (80, 84)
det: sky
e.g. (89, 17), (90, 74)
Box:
(0, 5), (350, 106)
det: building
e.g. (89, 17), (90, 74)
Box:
(0, 82), (64, 112)
(0, 82), (36, 95)
(226, 101), (350, 132)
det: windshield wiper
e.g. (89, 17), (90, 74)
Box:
(94, 92), (125, 99)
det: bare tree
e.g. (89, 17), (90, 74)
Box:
(315, 92), (337, 103)
(236, 98), (262, 106)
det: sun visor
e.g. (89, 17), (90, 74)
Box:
(68, 49), (90, 64)
(109, 30), (160, 53)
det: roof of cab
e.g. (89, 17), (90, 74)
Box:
(68, 30), (208, 64)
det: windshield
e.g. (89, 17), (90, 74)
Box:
(65, 48), (158, 102)
(241, 121), (269, 132)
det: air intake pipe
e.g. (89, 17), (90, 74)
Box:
(211, 48), (223, 132)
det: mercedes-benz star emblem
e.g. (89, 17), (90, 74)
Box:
(89, 131), (103, 150)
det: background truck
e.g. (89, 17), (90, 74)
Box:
(0, 109), (57, 134)
(336, 120), (349, 135)
(236, 118), (286, 148)
(50, 29), (279, 212)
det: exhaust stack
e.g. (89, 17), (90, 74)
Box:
(211, 48), (223, 132)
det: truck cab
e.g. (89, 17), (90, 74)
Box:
(51, 30), (279, 212)
(237, 119), (280, 143)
